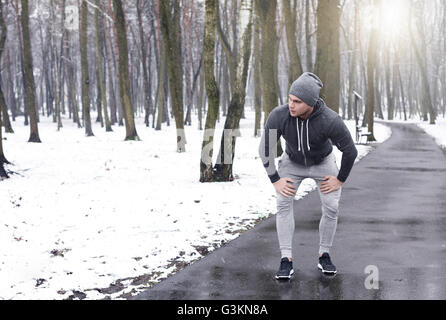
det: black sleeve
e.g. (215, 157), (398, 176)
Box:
(328, 116), (358, 183)
(258, 112), (282, 183)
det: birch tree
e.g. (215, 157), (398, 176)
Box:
(200, 0), (220, 182)
(213, 0), (253, 181)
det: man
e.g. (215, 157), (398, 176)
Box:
(258, 72), (358, 279)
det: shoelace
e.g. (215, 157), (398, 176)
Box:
(320, 255), (332, 265)
(280, 259), (292, 269)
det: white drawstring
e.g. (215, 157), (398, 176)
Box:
(297, 118), (311, 152)
(300, 120), (304, 151)
(306, 119), (311, 151)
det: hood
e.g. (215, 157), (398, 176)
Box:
(307, 98), (326, 120)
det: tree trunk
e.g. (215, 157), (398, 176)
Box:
(0, 31), (13, 134)
(305, 0), (313, 72)
(80, 0), (94, 136)
(21, 0), (41, 142)
(253, 9), (262, 137)
(385, 49), (394, 120)
(409, 0), (436, 124)
(365, 0), (378, 142)
(197, 66), (204, 131)
(283, 0), (303, 87)
(256, 0), (279, 123)
(159, 0), (186, 152)
(155, 40), (167, 131)
(137, 0), (153, 128)
(0, 0), (9, 178)
(200, 0), (220, 182)
(314, 0), (340, 113)
(347, 0), (358, 120)
(55, 0), (66, 131)
(95, 0), (112, 132)
(5, 48), (17, 122)
(213, 0), (253, 181)
(113, 0), (139, 140)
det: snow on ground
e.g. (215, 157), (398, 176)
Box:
(0, 110), (391, 300)
(417, 117), (446, 150)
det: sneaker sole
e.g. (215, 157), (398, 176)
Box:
(275, 269), (294, 279)
(317, 263), (337, 274)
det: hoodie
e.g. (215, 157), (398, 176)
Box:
(258, 98), (358, 184)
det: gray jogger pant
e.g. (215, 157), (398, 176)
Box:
(276, 151), (342, 258)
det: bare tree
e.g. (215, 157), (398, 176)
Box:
(314, 0), (340, 113)
(95, 0), (112, 132)
(200, 0), (220, 182)
(213, 0), (253, 181)
(283, 0), (303, 87)
(136, 0), (153, 128)
(159, 0), (186, 152)
(0, 0), (10, 179)
(21, 0), (41, 142)
(365, 0), (378, 141)
(112, 0), (140, 140)
(80, 0), (94, 136)
(255, 0), (279, 122)
(409, 0), (436, 124)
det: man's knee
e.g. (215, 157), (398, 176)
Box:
(276, 193), (294, 215)
(321, 194), (340, 218)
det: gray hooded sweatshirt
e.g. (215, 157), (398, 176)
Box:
(258, 98), (358, 184)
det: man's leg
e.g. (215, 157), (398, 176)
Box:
(276, 189), (299, 259)
(276, 153), (304, 259)
(310, 152), (342, 255)
(275, 173), (303, 279)
(317, 186), (341, 255)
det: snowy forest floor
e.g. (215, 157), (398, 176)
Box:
(0, 110), (443, 300)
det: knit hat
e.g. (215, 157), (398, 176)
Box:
(289, 72), (323, 107)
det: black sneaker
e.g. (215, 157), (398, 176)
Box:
(275, 258), (294, 279)
(318, 253), (337, 274)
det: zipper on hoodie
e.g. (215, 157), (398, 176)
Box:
(297, 118), (308, 167)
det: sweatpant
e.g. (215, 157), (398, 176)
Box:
(276, 151), (342, 258)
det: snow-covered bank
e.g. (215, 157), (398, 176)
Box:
(417, 117), (446, 150)
(0, 112), (391, 300)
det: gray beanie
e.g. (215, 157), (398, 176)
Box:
(289, 72), (323, 107)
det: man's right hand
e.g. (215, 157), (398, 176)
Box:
(273, 178), (297, 198)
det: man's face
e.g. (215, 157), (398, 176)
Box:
(288, 94), (312, 118)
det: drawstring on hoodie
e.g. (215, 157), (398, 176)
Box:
(306, 119), (310, 151)
(297, 118), (301, 151)
(296, 118), (311, 152)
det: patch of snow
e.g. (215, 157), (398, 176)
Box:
(416, 117), (446, 150)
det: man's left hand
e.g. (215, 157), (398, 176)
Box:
(320, 176), (343, 194)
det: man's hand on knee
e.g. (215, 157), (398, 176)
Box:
(273, 178), (297, 198)
(320, 176), (343, 194)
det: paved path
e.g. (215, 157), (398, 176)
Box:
(134, 123), (446, 300)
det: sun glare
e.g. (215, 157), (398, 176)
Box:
(379, 0), (409, 39)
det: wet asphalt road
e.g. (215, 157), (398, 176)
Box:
(133, 123), (446, 300)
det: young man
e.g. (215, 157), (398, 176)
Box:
(258, 72), (358, 279)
